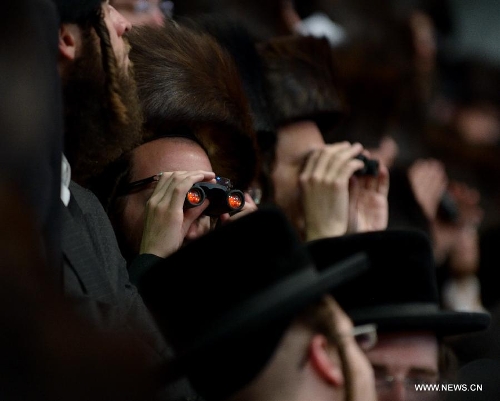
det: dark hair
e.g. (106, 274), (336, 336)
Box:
(295, 295), (339, 344)
(91, 8), (132, 130)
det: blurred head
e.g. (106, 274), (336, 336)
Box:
(110, 0), (169, 26)
(257, 35), (346, 233)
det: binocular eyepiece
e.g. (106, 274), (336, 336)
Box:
(354, 154), (379, 176)
(184, 177), (245, 217)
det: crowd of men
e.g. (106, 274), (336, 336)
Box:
(1, 0), (499, 400)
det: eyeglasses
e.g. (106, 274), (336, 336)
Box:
(117, 172), (163, 196)
(375, 372), (441, 401)
(298, 323), (378, 370)
(339, 323), (378, 351)
(327, 323), (378, 352)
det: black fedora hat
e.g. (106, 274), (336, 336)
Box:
(52, 0), (102, 23)
(307, 229), (490, 336)
(135, 206), (370, 401)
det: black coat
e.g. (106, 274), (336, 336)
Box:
(62, 181), (203, 401)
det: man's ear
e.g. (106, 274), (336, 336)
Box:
(58, 24), (78, 61)
(309, 334), (344, 387)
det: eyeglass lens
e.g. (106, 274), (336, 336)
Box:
(375, 371), (441, 401)
(350, 324), (378, 351)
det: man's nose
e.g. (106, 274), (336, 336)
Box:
(390, 379), (407, 401)
(113, 7), (133, 35)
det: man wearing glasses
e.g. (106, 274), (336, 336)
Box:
(308, 229), (491, 401)
(91, 21), (259, 267)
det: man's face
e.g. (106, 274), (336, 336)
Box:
(62, 3), (143, 185)
(111, 0), (166, 27)
(271, 120), (325, 235)
(120, 137), (213, 257)
(366, 332), (439, 401)
(104, 3), (133, 71)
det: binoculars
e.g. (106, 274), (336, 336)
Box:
(437, 191), (459, 223)
(354, 154), (379, 176)
(184, 177), (245, 217)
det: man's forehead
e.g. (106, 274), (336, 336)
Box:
(376, 331), (438, 346)
(367, 332), (439, 371)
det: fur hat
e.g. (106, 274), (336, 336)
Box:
(257, 35), (347, 135)
(186, 14), (277, 136)
(308, 229), (490, 336)
(128, 23), (259, 190)
(52, 0), (102, 23)
(135, 206), (370, 401)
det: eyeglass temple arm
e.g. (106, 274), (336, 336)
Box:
(122, 172), (163, 193)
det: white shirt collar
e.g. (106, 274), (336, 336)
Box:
(61, 153), (71, 206)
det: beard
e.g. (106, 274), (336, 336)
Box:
(62, 29), (143, 188)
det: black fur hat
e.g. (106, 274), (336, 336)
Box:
(52, 0), (102, 23)
(128, 22), (259, 191)
(257, 35), (347, 136)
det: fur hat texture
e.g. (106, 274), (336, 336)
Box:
(128, 22), (259, 190)
(186, 14), (277, 136)
(257, 34), (347, 134)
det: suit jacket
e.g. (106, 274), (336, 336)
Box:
(62, 181), (202, 401)
(62, 182), (165, 348)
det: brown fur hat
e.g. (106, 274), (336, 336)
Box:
(127, 22), (258, 190)
(256, 35), (347, 135)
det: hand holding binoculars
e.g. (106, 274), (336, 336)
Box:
(354, 154), (379, 176)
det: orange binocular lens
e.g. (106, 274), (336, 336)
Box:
(186, 188), (204, 206)
(228, 193), (243, 209)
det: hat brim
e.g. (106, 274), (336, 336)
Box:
(163, 252), (370, 382)
(349, 306), (491, 337)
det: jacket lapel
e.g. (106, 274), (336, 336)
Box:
(61, 198), (115, 302)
